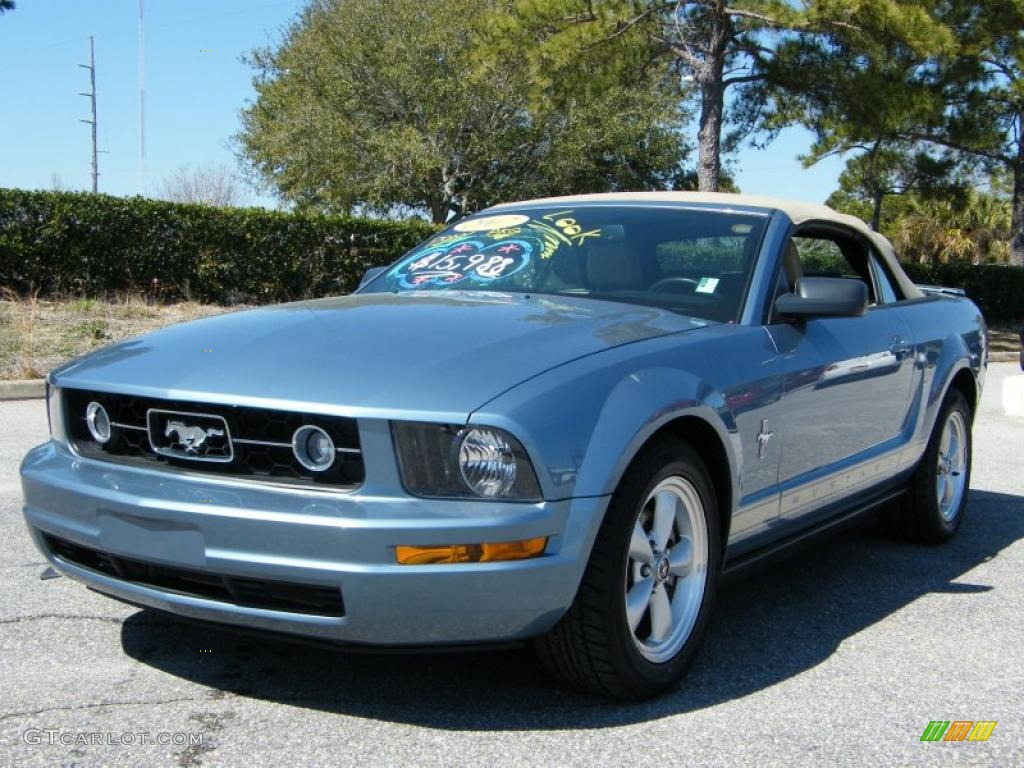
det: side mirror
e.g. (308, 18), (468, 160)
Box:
(358, 266), (386, 289)
(775, 277), (868, 319)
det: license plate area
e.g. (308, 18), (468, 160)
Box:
(98, 512), (206, 568)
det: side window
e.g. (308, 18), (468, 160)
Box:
(789, 232), (877, 304)
(870, 253), (902, 304)
(792, 236), (861, 280)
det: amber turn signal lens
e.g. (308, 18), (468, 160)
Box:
(395, 537), (547, 565)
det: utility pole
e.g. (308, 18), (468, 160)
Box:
(138, 0), (146, 194)
(78, 35), (98, 193)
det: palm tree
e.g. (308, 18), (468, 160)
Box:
(892, 192), (1011, 264)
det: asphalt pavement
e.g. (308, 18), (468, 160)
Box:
(1, 364), (1022, 767)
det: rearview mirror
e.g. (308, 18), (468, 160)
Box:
(358, 266), (386, 289)
(775, 277), (868, 319)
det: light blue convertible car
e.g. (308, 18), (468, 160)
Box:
(21, 192), (986, 699)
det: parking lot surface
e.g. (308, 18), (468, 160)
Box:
(1, 364), (1022, 767)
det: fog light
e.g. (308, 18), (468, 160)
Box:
(395, 537), (547, 565)
(292, 425), (335, 472)
(85, 401), (111, 444)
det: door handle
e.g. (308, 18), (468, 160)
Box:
(890, 335), (912, 356)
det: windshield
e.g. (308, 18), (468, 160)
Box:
(360, 205), (770, 323)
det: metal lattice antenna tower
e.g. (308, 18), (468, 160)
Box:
(78, 36), (98, 193)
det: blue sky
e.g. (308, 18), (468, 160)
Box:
(0, 0), (846, 210)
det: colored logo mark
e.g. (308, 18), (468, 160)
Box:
(920, 720), (997, 742)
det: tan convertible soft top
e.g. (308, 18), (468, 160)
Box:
(490, 191), (923, 299)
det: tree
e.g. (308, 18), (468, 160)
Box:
(0, 1), (14, 13)
(883, 190), (1012, 265)
(758, 0), (1022, 264)
(486, 0), (942, 193)
(823, 148), (945, 230)
(238, 0), (689, 223)
(910, 1), (1024, 266)
(751, 2), (956, 230)
(158, 164), (245, 207)
(823, 143), (966, 232)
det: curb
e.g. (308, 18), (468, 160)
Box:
(0, 379), (46, 400)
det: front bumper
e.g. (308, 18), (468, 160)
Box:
(20, 439), (607, 646)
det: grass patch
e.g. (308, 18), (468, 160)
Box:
(68, 297), (98, 313)
(0, 292), (242, 380)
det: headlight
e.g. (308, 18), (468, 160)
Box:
(458, 428), (518, 497)
(392, 422), (541, 501)
(46, 383), (67, 444)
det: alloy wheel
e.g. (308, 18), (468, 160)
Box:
(936, 409), (968, 522)
(625, 476), (709, 663)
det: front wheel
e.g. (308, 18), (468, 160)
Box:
(534, 439), (721, 699)
(884, 388), (972, 543)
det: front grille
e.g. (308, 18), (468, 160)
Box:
(63, 388), (364, 489)
(43, 533), (345, 617)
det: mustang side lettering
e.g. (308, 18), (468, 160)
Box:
(21, 192), (986, 699)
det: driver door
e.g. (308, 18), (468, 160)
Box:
(766, 228), (916, 526)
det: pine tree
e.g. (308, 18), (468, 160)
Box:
(488, 0), (945, 192)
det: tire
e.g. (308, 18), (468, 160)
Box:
(534, 438), (721, 699)
(885, 387), (972, 544)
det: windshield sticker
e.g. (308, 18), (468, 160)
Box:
(509, 210), (603, 259)
(387, 211), (602, 288)
(486, 226), (523, 240)
(695, 277), (720, 294)
(453, 214), (531, 233)
(442, 211), (602, 261)
(422, 232), (468, 249)
(541, 210), (602, 245)
(389, 237), (533, 288)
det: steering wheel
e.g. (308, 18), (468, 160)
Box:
(649, 276), (700, 293)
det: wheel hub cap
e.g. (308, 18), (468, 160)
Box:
(655, 555), (671, 582)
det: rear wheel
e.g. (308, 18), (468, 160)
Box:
(535, 439), (721, 699)
(885, 388), (972, 543)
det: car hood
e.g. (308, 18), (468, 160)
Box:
(52, 292), (705, 419)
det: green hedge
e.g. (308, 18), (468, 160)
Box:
(901, 262), (1024, 326)
(0, 188), (436, 303)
